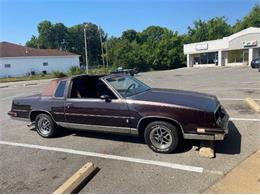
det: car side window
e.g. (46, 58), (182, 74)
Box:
(54, 81), (66, 98)
(69, 77), (117, 99)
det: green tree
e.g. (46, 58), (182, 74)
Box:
(67, 23), (106, 66)
(37, 20), (55, 48)
(208, 17), (232, 40)
(52, 23), (68, 50)
(233, 4), (260, 32)
(26, 35), (39, 48)
(26, 21), (106, 66)
(188, 17), (232, 43)
(121, 29), (138, 42)
(107, 26), (185, 71)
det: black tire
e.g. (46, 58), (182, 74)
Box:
(144, 121), (179, 153)
(35, 113), (56, 138)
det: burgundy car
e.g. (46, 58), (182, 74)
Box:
(8, 74), (229, 153)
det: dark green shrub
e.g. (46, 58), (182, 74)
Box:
(69, 66), (85, 75)
(52, 71), (67, 78)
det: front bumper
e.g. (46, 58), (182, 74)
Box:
(183, 131), (227, 141)
(184, 112), (229, 141)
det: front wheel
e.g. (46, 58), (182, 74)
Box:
(35, 114), (56, 138)
(144, 121), (179, 153)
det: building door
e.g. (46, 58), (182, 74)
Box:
(243, 50), (249, 65)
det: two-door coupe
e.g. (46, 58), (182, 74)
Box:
(8, 74), (229, 153)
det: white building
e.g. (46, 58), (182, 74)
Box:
(0, 42), (80, 77)
(184, 27), (260, 67)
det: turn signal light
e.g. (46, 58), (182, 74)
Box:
(197, 128), (205, 133)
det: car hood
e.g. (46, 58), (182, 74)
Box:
(129, 88), (219, 112)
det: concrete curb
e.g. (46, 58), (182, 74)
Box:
(0, 85), (9, 88)
(205, 150), (260, 193)
(23, 83), (38, 86)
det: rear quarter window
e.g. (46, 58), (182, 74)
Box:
(54, 81), (67, 97)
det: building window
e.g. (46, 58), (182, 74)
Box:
(193, 52), (218, 65)
(4, 64), (11, 68)
(43, 62), (48, 66)
(228, 49), (248, 63)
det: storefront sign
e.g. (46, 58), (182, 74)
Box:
(195, 43), (208, 51)
(243, 40), (257, 47)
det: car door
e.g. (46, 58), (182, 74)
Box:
(64, 79), (131, 134)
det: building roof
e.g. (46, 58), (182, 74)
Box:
(184, 27), (260, 54)
(0, 42), (79, 57)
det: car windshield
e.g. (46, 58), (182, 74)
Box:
(106, 75), (150, 98)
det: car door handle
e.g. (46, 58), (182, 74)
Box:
(66, 103), (73, 108)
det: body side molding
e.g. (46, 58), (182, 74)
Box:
(56, 122), (138, 135)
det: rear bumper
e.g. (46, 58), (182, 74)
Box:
(8, 111), (30, 122)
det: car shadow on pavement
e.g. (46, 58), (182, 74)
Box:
(43, 128), (194, 154)
(30, 123), (239, 155)
(72, 130), (194, 153)
(214, 121), (241, 155)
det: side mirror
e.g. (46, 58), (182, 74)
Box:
(100, 94), (111, 102)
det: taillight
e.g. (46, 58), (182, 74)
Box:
(8, 111), (17, 117)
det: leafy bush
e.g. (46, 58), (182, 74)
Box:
(52, 71), (67, 78)
(69, 66), (85, 75)
(89, 66), (109, 75)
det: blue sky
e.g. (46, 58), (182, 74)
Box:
(0, 0), (258, 45)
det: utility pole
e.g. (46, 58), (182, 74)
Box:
(99, 26), (105, 68)
(105, 41), (109, 73)
(84, 24), (89, 73)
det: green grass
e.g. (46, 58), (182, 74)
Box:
(0, 74), (56, 83)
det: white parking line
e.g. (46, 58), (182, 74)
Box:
(200, 88), (260, 91)
(219, 98), (260, 101)
(230, 117), (260, 122)
(0, 91), (40, 101)
(0, 140), (203, 173)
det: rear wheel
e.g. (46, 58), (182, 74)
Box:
(35, 114), (56, 138)
(144, 121), (179, 153)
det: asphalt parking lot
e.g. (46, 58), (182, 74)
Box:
(0, 66), (259, 193)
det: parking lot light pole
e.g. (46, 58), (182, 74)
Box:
(99, 26), (105, 68)
(105, 41), (109, 73)
(84, 24), (89, 74)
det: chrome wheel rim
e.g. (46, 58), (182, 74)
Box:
(149, 125), (172, 149)
(38, 117), (51, 135)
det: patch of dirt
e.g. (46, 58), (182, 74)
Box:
(40, 168), (46, 172)
(52, 175), (59, 180)
(244, 90), (255, 94)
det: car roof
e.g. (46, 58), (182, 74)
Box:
(70, 74), (107, 80)
(70, 73), (129, 81)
